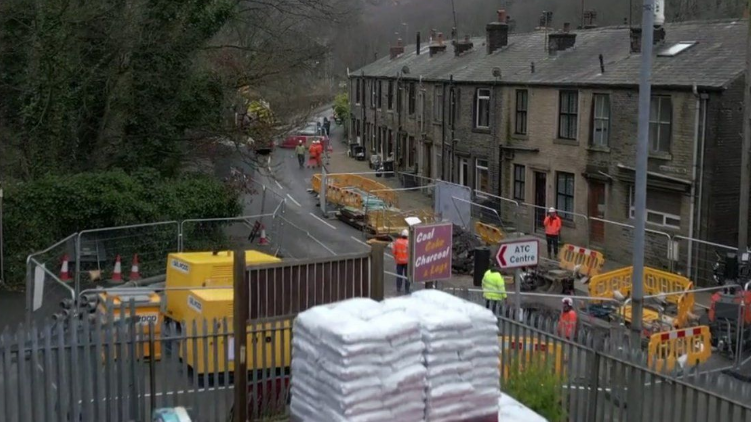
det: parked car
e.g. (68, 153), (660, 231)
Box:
(278, 122), (322, 148)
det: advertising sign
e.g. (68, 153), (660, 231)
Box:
(411, 222), (453, 283)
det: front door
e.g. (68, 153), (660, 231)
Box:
(459, 158), (469, 187)
(534, 172), (547, 231)
(588, 181), (606, 244)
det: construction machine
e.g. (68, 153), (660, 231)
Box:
(93, 249), (288, 378)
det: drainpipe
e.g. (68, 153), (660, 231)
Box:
(449, 75), (455, 182)
(695, 95), (709, 280)
(441, 81), (447, 180)
(687, 84), (700, 279)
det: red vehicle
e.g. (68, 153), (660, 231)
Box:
(279, 122), (328, 149)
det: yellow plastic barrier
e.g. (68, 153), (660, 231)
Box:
(589, 266), (694, 328)
(557, 244), (605, 277)
(500, 336), (564, 380)
(475, 222), (504, 245)
(647, 326), (711, 372)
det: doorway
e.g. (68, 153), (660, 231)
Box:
(588, 181), (606, 244)
(534, 172), (547, 231)
(459, 158), (469, 187)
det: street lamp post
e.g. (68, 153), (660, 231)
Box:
(0, 187), (4, 285)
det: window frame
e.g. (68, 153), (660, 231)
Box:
(628, 187), (681, 229)
(513, 165), (526, 201)
(387, 81), (394, 110)
(555, 172), (575, 221)
(649, 95), (673, 154)
(475, 159), (489, 197)
(355, 79), (361, 105)
(408, 82), (416, 115)
(558, 90), (579, 140)
(591, 93), (611, 147)
(433, 85), (443, 122)
(514, 90), (528, 135)
(474, 88), (491, 129)
(370, 80), (377, 108)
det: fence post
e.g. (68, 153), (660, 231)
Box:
(233, 249), (248, 422)
(587, 350), (601, 422)
(368, 240), (387, 301)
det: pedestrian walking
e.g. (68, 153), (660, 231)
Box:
(308, 140), (321, 168)
(482, 266), (507, 314)
(295, 140), (306, 168)
(557, 297), (578, 339)
(543, 207), (562, 259)
(392, 229), (410, 294)
(323, 116), (331, 136)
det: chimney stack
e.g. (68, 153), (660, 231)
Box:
(548, 25), (577, 54)
(629, 27), (666, 54)
(453, 34), (474, 56)
(429, 32), (447, 57)
(390, 38), (405, 59)
(416, 31), (421, 55)
(486, 9), (510, 54)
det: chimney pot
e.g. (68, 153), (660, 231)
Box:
(498, 9), (507, 23)
(563, 22), (571, 33)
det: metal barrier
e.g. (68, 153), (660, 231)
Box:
(179, 213), (277, 254)
(75, 221), (180, 294)
(648, 326), (712, 373)
(520, 202), (591, 250)
(673, 235), (737, 287)
(25, 233), (79, 325)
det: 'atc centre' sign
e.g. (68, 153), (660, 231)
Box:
(496, 239), (539, 269)
(411, 222), (453, 283)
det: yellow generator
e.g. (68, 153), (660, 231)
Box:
(163, 250), (288, 375)
(163, 250), (281, 323)
(179, 289), (292, 375)
(96, 290), (163, 359)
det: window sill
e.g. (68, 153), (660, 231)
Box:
(649, 152), (673, 161)
(472, 128), (491, 135)
(511, 133), (528, 141)
(587, 145), (611, 153)
(554, 138), (579, 146)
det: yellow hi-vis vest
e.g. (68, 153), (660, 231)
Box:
(482, 269), (507, 301)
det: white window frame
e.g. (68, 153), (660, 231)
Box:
(592, 94), (610, 147)
(475, 159), (489, 197)
(628, 187), (681, 229)
(649, 95), (672, 154)
(433, 85), (443, 122)
(475, 88), (491, 129)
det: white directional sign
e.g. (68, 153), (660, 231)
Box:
(496, 239), (539, 269)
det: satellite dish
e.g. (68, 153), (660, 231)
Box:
(492, 67), (502, 78)
(402, 66), (411, 75)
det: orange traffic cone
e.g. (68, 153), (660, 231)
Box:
(112, 255), (123, 282)
(60, 254), (71, 282)
(129, 254), (141, 281)
(259, 225), (269, 245)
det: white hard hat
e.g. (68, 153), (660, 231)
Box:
(401, 229), (409, 237)
(549, 207), (556, 213)
(562, 297), (573, 306)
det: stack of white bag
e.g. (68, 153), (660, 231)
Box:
(290, 298), (427, 422)
(411, 290), (501, 421)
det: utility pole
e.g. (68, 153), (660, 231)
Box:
(631, 0), (655, 349)
(739, 0), (751, 251)
(233, 249), (248, 422)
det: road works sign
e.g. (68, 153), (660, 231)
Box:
(496, 239), (539, 269)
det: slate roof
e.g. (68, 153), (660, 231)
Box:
(355, 20), (747, 90)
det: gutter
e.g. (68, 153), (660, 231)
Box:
(616, 163), (692, 185)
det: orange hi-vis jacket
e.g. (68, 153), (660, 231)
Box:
(558, 310), (577, 339)
(544, 215), (562, 236)
(392, 238), (409, 265)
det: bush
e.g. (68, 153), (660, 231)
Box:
(333, 92), (349, 121)
(504, 355), (566, 422)
(2, 169), (241, 288)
